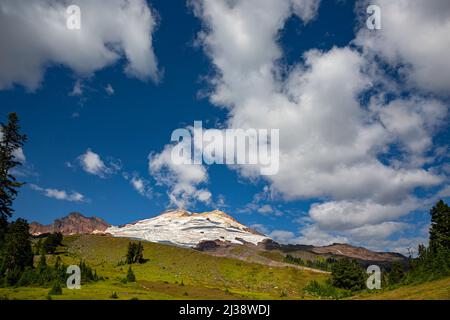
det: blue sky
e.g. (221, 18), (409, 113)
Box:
(1, 0), (449, 253)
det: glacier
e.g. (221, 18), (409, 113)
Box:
(105, 209), (269, 248)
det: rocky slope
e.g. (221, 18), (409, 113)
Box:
(30, 212), (110, 236)
(309, 243), (405, 262)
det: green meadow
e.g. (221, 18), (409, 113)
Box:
(0, 234), (327, 300)
(0, 234), (448, 300)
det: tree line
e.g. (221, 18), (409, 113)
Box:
(0, 113), (32, 284)
(284, 254), (336, 272)
(305, 199), (450, 298)
(0, 113), (101, 292)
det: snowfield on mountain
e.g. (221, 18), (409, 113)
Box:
(105, 210), (269, 247)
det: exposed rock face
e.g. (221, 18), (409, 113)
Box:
(29, 212), (110, 236)
(29, 222), (51, 236)
(195, 240), (224, 251)
(257, 238), (281, 250)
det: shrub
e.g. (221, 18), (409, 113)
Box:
(16, 267), (37, 287)
(388, 261), (405, 285)
(126, 266), (136, 283)
(48, 280), (62, 295)
(304, 280), (352, 299)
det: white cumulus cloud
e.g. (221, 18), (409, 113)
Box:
(149, 144), (211, 208)
(77, 149), (120, 178)
(355, 0), (450, 96)
(191, 0), (449, 248)
(0, 0), (160, 91)
(124, 173), (152, 199)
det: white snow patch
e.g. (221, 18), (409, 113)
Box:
(106, 210), (269, 247)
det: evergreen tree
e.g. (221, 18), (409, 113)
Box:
(136, 242), (144, 263)
(125, 241), (145, 264)
(0, 113), (27, 244)
(126, 242), (137, 264)
(37, 254), (47, 272)
(126, 266), (136, 282)
(429, 200), (450, 252)
(42, 232), (63, 254)
(16, 267), (36, 287)
(54, 256), (62, 270)
(78, 260), (99, 283)
(403, 200), (450, 283)
(34, 238), (43, 255)
(388, 261), (404, 285)
(0, 219), (33, 277)
(330, 259), (366, 291)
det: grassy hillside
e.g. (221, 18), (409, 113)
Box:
(352, 277), (450, 300)
(0, 234), (327, 300)
(0, 234), (448, 300)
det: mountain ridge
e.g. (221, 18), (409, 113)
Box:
(28, 210), (406, 262)
(29, 212), (110, 236)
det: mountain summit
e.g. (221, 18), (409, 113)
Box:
(30, 212), (110, 236)
(28, 210), (406, 263)
(105, 209), (269, 248)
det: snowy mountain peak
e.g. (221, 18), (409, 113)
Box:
(159, 209), (192, 218)
(105, 209), (269, 247)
